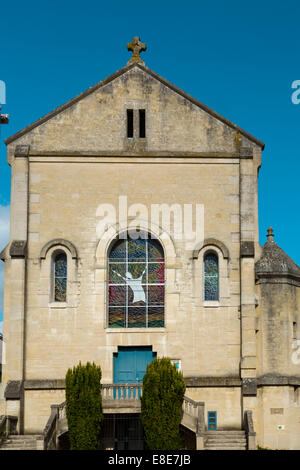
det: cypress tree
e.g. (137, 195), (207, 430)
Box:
(141, 357), (186, 450)
(65, 362), (103, 450)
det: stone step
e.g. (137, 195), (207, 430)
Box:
(205, 447), (246, 451)
(205, 431), (246, 435)
(0, 447), (37, 450)
(0, 434), (42, 450)
(205, 439), (246, 444)
(6, 435), (41, 438)
(205, 435), (246, 438)
(206, 440), (246, 445)
(204, 431), (247, 450)
(2, 440), (39, 444)
(1, 444), (38, 449)
(2, 441), (38, 446)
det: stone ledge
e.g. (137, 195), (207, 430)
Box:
(20, 376), (300, 391)
(185, 377), (241, 387)
(257, 375), (300, 386)
(24, 379), (65, 390)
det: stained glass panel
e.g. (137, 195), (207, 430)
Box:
(148, 285), (164, 306)
(128, 284), (146, 306)
(127, 263), (146, 280)
(204, 253), (219, 301)
(54, 253), (67, 302)
(148, 239), (164, 261)
(128, 307), (146, 328)
(109, 286), (126, 306)
(109, 264), (126, 284)
(108, 233), (165, 328)
(109, 307), (125, 328)
(148, 307), (164, 328)
(109, 239), (126, 261)
(148, 263), (164, 284)
(128, 239), (146, 261)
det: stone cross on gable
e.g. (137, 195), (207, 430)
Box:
(127, 36), (146, 65)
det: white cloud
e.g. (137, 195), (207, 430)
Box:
(0, 205), (10, 320)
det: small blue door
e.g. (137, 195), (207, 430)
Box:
(113, 347), (156, 397)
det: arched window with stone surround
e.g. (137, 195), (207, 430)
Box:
(53, 251), (67, 302)
(203, 251), (219, 301)
(108, 231), (165, 328)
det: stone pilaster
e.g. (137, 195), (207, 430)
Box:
(239, 147), (257, 382)
(3, 145), (29, 432)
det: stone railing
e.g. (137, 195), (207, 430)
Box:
(43, 386), (206, 450)
(43, 402), (66, 450)
(102, 383), (143, 400)
(182, 396), (205, 449)
(244, 410), (256, 450)
(0, 415), (18, 446)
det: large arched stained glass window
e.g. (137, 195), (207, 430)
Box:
(204, 252), (219, 301)
(108, 232), (164, 328)
(54, 252), (67, 302)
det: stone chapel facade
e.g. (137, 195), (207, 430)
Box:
(0, 40), (299, 450)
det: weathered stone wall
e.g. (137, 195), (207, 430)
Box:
(6, 67), (246, 160)
(24, 389), (65, 434)
(255, 280), (300, 377)
(22, 158), (242, 383)
(185, 386), (242, 429)
(257, 386), (300, 450)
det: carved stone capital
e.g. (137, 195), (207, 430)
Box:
(240, 147), (253, 159)
(240, 241), (255, 257)
(14, 145), (30, 157)
(4, 380), (23, 400)
(242, 378), (257, 396)
(9, 240), (27, 258)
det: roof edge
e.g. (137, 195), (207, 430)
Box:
(136, 64), (265, 150)
(4, 62), (137, 145)
(5, 62), (265, 149)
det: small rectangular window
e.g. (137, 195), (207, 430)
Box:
(139, 109), (146, 138)
(207, 411), (217, 430)
(293, 322), (297, 339)
(127, 109), (134, 138)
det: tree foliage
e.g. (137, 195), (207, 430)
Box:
(141, 357), (186, 450)
(65, 362), (103, 450)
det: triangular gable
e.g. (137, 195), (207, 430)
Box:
(4, 63), (264, 149)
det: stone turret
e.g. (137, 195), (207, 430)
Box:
(255, 227), (300, 377)
(256, 227), (300, 282)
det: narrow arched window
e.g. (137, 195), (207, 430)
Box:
(108, 231), (164, 328)
(54, 252), (67, 302)
(204, 252), (219, 301)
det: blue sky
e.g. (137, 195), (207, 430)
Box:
(0, 0), (300, 327)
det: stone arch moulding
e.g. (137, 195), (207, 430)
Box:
(95, 219), (176, 267)
(40, 239), (78, 260)
(192, 238), (230, 261)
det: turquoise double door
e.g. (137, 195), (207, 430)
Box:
(113, 347), (156, 396)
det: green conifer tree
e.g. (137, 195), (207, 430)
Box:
(65, 362), (103, 450)
(141, 357), (186, 450)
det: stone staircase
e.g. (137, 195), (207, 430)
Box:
(0, 435), (43, 450)
(204, 430), (247, 450)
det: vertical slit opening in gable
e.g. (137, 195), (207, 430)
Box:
(127, 109), (134, 138)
